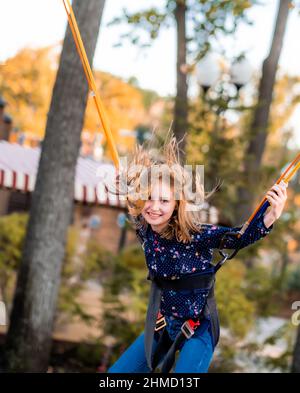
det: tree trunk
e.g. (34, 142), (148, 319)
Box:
(278, 246), (289, 292)
(3, 0), (105, 372)
(292, 325), (300, 373)
(236, 0), (291, 222)
(174, 0), (188, 164)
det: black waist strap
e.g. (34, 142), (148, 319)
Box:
(150, 271), (215, 291)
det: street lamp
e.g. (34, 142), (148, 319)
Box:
(195, 52), (254, 193)
(196, 52), (222, 94)
(196, 52), (253, 98)
(230, 57), (253, 92)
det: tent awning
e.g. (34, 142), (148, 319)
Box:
(0, 141), (126, 207)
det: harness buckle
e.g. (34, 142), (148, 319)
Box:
(155, 315), (167, 331)
(181, 319), (200, 339)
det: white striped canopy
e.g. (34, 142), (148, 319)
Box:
(0, 141), (126, 207)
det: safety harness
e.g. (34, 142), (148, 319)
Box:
(144, 227), (245, 373)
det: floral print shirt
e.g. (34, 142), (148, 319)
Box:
(134, 213), (273, 340)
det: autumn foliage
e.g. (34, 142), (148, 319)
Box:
(0, 45), (148, 152)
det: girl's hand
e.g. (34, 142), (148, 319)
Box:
(265, 180), (288, 221)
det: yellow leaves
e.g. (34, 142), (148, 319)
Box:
(294, 195), (300, 207)
(84, 70), (146, 153)
(1, 47), (147, 148)
(0, 46), (56, 138)
(287, 239), (298, 253)
(270, 74), (300, 136)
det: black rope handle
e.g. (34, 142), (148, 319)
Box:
(214, 231), (244, 272)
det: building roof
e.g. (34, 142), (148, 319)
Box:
(0, 141), (126, 207)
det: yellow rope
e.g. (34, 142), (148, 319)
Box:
(62, 0), (120, 168)
(240, 153), (300, 235)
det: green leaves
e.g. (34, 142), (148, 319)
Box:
(108, 6), (171, 49)
(215, 260), (255, 337)
(0, 212), (28, 271)
(107, 0), (255, 57)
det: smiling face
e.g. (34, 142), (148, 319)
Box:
(141, 179), (177, 233)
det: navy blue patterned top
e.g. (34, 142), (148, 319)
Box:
(134, 213), (273, 340)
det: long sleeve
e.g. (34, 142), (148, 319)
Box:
(128, 213), (148, 245)
(200, 213), (274, 250)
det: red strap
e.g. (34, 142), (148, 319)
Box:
(187, 319), (201, 329)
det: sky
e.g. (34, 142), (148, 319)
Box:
(0, 0), (300, 146)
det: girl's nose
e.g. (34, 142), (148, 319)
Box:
(151, 200), (161, 210)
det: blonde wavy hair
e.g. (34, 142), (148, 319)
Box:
(113, 130), (220, 243)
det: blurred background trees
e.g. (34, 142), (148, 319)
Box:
(0, 0), (300, 373)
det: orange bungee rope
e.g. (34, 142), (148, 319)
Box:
(240, 152), (300, 236)
(215, 152), (300, 268)
(62, 0), (120, 169)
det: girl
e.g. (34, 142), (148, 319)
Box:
(107, 133), (288, 373)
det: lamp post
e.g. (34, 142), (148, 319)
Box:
(196, 52), (222, 94)
(196, 52), (253, 111)
(195, 52), (253, 197)
(230, 57), (253, 92)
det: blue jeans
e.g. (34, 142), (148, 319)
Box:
(107, 319), (214, 373)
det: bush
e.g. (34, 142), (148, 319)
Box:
(0, 213), (28, 307)
(284, 266), (300, 292)
(216, 260), (255, 338)
(244, 265), (280, 316)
